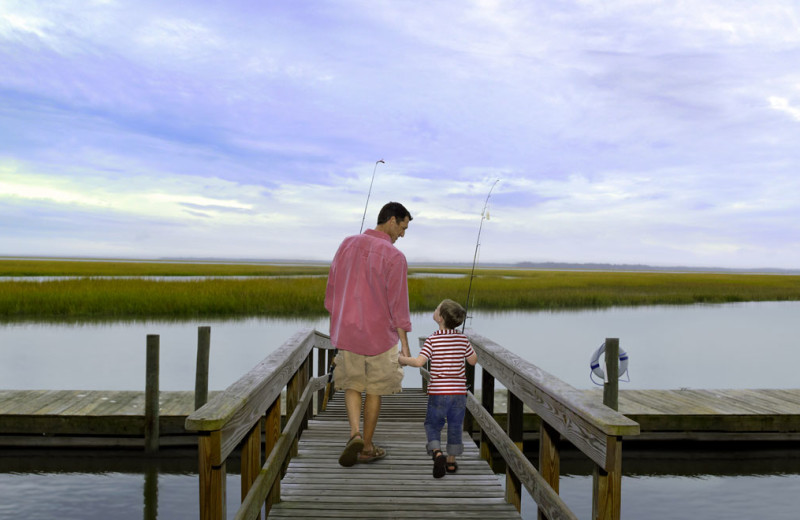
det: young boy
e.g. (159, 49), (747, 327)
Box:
(399, 299), (478, 478)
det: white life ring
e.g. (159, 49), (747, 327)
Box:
(590, 342), (628, 380)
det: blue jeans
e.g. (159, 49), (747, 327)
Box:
(424, 394), (467, 456)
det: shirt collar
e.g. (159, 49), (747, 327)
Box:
(433, 328), (458, 335)
(364, 228), (391, 242)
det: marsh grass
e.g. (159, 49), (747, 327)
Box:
(0, 278), (328, 319)
(2, 259), (799, 319)
(0, 258), (330, 277)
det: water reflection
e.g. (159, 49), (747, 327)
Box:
(0, 449), (246, 520)
(143, 466), (158, 520)
(1, 446), (798, 520)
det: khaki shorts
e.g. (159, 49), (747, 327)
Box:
(333, 347), (403, 396)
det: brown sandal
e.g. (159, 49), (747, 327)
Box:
(357, 445), (387, 463)
(338, 432), (364, 467)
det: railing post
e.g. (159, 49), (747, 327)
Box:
(505, 391), (523, 512)
(480, 367), (495, 465)
(592, 436), (622, 520)
(287, 369), (301, 458)
(538, 422), (561, 520)
(195, 326), (211, 410)
(593, 337), (622, 520)
(145, 334), (160, 453)
(304, 353), (313, 425)
(265, 398), (281, 515)
(321, 348), (336, 411)
(316, 347), (326, 414)
(603, 338), (619, 411)
(465, 362), (476, 437)
(199, 432), (226, 520)
(241, 422), (261, 520)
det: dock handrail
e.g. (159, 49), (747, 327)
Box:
(185, 328), (335, 520)
(468, 331), (639, 465)
(420, 331), (640, 520)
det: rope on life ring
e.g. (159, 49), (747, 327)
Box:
(589, 342), (629, 386)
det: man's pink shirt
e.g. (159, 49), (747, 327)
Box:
(325, 229), (412, 356)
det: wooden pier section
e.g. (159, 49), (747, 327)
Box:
(2, 388), (799, 447)
(0, 390), (214, 447)
(269, 388), (521, 519)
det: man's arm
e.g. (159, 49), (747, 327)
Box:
(397, 328), (411, 357)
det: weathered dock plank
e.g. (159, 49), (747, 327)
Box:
(267, 388), (521, 519)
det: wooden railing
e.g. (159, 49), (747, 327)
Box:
(422, 331), (640, 520)
(184, 328), (335, 520)
(187, 327), (637, 520)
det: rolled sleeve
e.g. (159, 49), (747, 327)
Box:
(387, 256), (412, 332)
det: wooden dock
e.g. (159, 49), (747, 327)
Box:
(268, 388), (521, 519)
(2, 388), (799, 447)
(0, 389), (217, 447)
(482, 388), (800, 443)
(609, 388), (800, 441)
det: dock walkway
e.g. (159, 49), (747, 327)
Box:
(268, 388), (521, 519)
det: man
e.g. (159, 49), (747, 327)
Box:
(324, 201), (413, 466)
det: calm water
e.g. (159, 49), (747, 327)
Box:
(1, 301), (798, 391)
(1, 302), (799, 519)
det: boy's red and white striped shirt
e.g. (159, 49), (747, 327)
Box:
(420, 329), (476, 395)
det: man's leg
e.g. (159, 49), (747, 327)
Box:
(362, 392), (381, 452)
(344, 388), (363, 437)
(338, 388), (365, 467)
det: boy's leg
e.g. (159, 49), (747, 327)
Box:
(445, 394), (467, 458)
(424, 395), (446, 455)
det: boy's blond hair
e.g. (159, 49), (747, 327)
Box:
(439, 299), (467, 330)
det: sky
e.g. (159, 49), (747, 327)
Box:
(1, 1), (799, 269)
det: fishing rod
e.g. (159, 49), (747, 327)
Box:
(359, 159), (385, 233)
(462, 179), (499, 332)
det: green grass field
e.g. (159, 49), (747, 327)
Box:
(2, 259), (799, 319)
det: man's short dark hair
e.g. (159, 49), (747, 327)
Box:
(377, 202), (413, 225)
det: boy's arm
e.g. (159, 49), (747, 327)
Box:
(466, 352), (478, 366)
(399, 353), (427, 367)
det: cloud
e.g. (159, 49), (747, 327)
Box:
(769, 96), (800, 121)
(0, 1), (798, 269)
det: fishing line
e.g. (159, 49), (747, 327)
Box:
(462, 179), (499, 332)
(359, 159), (385, 233)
